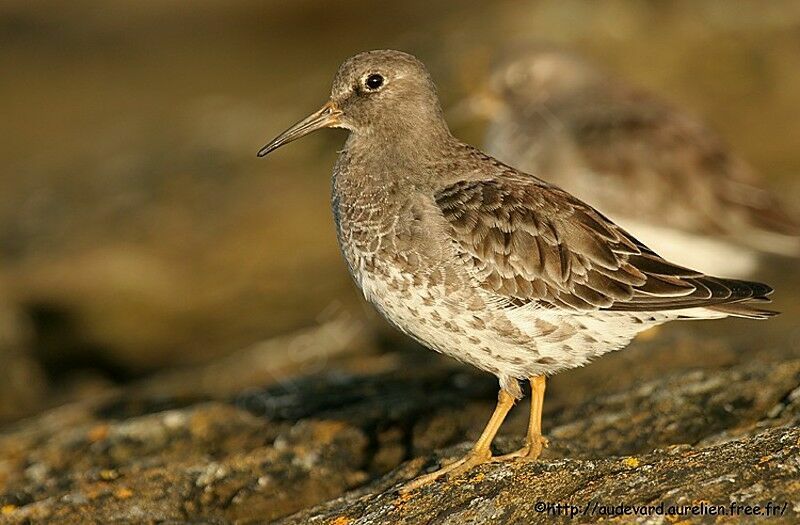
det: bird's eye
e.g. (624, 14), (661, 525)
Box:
(364, 74), (384, 91)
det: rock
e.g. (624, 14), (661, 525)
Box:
(0, 329), (798, 523)
(0, 404), (370, 524)
(280, 424), (800, 525)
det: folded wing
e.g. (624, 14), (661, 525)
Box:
(434, 173), (775, 318)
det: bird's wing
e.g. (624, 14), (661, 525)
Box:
(434, 172), (774, 314)
(562, 95), (800, 247)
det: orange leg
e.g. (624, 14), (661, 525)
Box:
(498, 375), (549, 460)
(402, 388), (516, 491)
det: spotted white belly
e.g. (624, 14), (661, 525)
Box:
(356, 259), (667, 396)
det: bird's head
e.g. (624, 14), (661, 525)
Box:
(489, 46), (604, 108)
(258, 50), (449, 158)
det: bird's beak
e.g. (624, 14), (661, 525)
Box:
(257, 101), (343, 157)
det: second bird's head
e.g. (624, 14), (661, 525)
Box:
(258, 50), (448, 158)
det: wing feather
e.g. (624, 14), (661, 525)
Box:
(434, 173), (774, 316)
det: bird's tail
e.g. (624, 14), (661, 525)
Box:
(706, 299), (778, 319)
(671, 277), (778, 320)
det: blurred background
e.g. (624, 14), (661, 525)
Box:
(1, 0), (799, 424)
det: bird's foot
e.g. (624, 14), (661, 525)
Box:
(497, 435), (549, 461)
(400, 448), (492, 493)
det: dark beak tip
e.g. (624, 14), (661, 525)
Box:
(257, 102), (338, 160)
(257, 143), (277, 158)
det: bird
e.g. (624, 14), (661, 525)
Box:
(475, 46), (800, 278)
(257, 50), (776, 489)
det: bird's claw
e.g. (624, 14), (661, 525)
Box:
(496, 435), (549, 461)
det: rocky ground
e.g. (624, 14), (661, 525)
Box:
(1, 318), (799, 524)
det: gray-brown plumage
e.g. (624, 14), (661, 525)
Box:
(258, 50), (776, 488)
(482, 46), (800, 277)
(436, 170), (773, 315)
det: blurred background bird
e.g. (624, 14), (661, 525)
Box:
(465, 45), (800, 278)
